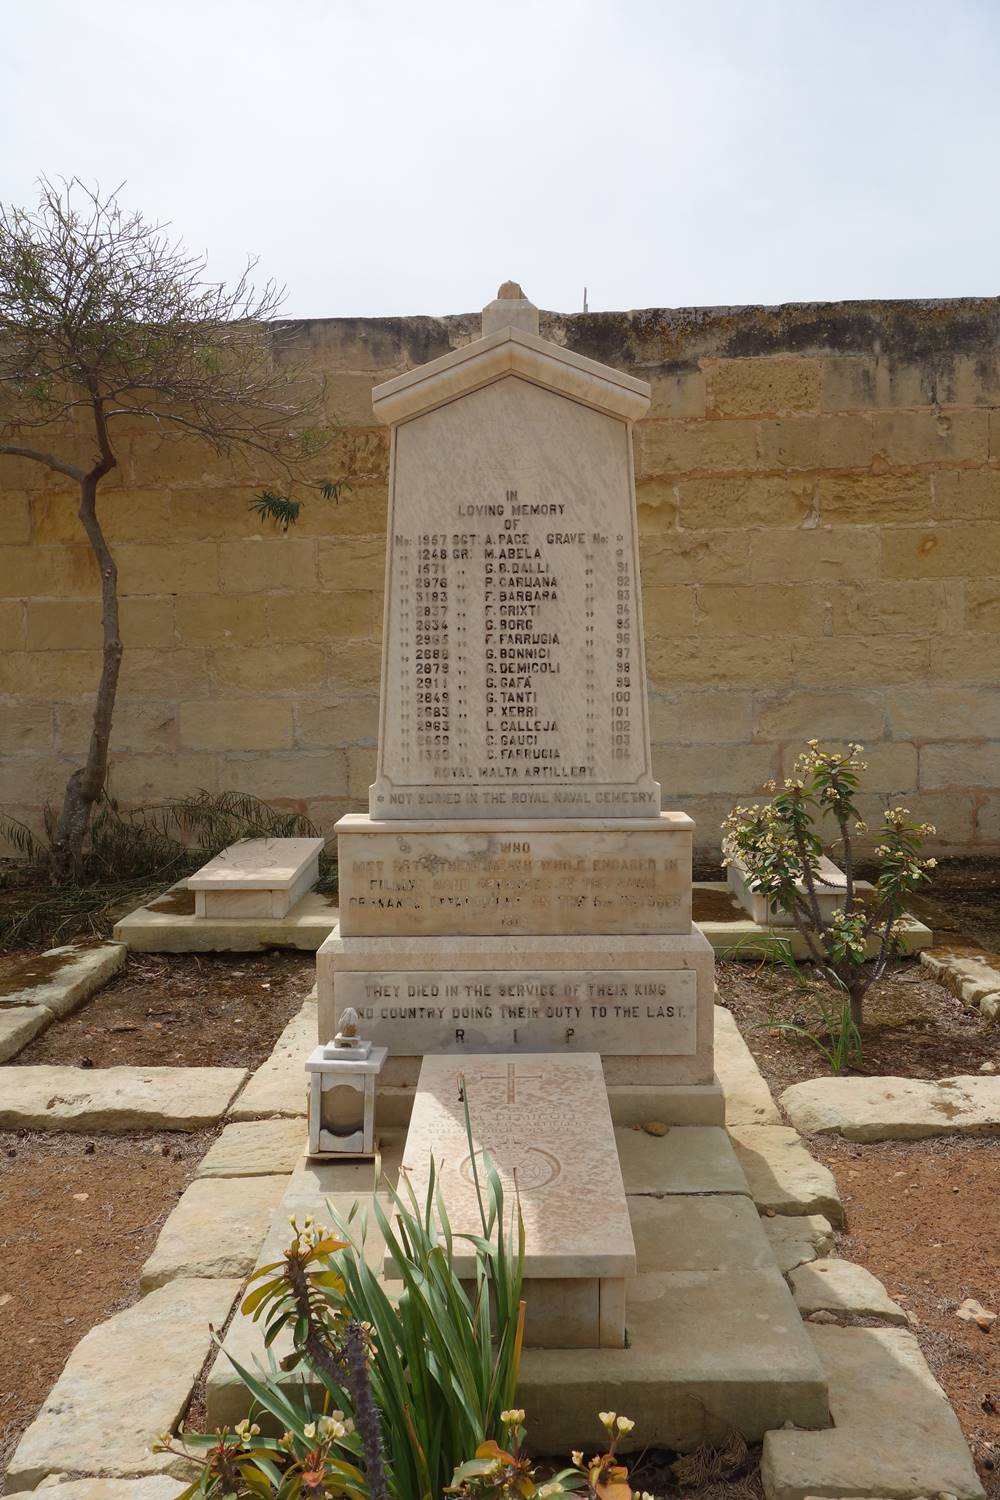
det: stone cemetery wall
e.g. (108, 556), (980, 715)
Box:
(2, 296), (999, 855)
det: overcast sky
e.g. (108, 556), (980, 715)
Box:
(2, 0), (998, 319)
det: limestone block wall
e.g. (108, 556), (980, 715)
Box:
(2, 298), (999, 856)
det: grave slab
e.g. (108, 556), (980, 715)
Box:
(336, 814), (692, 937)
(714, 1005), (781, 1125)
(780, 1074), (1000, 1141)
(6, 1278), (241, 1490)
(188, 838), (325, 919)
(728, 854), (847, 928)
(227, 995), (316, 1120)
(0, 1002), (53, 1061)
(616, 1125), (750, 1197)
(763, 1215), (837, 1275)
(0, 1065), (248, 1132)
(761, 1325), (985, 1500)
(729, 1125), (843, 1224)
(398, 1052), (634, 1347)
(140, 1174), (289, 1289)
(195, 1118), (309, 1178)
(0, 942), (125, 1015)
(627, 1193), (774, 1272)
(113, 886), (338, 954)
(692, 884), (931, 959)
(788, 1259), (908, 1324)
(401, 1052), (634, 1278)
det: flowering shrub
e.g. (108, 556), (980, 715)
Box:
(446, 1408), (649, 1500)
(722, 742), (936, 1041)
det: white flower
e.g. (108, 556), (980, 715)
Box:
(303, 1421), (317, 1440)
(571, 1451), (584, 1467)
(598, 1411), (617, 1430)
(616, 1416), (635, 1434)
(501, 1408), (525, 1426)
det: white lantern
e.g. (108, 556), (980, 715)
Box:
(305, 1008), (387, 1158)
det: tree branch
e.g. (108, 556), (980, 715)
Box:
(0, 442), (85, 482)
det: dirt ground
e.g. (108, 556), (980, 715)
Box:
(814, 1135), (1000, 1495)
(0, 1129), (210, 1480)
(718, 957), (999, 1095)
(13, 950), (315, 1069)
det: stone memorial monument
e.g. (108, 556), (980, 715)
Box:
(317, 282), (720, 1121)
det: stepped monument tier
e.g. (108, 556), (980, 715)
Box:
(316, 281), (720, 1121)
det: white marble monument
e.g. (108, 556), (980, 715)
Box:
(317, 282), (719, 1118)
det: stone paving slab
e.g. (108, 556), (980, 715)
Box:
(206, 1183), (391, 1429)
(113, 885), (338, 953)
(519, 1265), (830, 1452)
(780, 1075), (1000, 1142)
(714, 1005), (782, 1126)
(764, 1214), (836, 1274)
(921, 947), (1000, 1013)
(0, 1066), (248, 1132)
(0, 942), (125, 1016)
(628, 1193), (775, 1272)
(0, 1002), (53, 1061)
(616, 1125), (750, 1197)
(11, 1479), (183, 1500)
(140, 1174), (290, 1289)
(227, 995), (316, 1120)
(6, 1278), (241, 1490)
(761, 1324), (985, 1500)
(729, 1125), (843, 1224)
(195, 1118), (309, 1178)
(789, 1258), (908, 1324)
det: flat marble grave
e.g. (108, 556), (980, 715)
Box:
(187, 838), (325, 920)
(397, 1051), (635, 1347)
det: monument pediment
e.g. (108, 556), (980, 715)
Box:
(372, 323), (650, 427)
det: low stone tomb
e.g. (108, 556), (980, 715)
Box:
(727, 852), (848, 928)
(187, 838), (325, 920)
(395, 1051), (635, 1348)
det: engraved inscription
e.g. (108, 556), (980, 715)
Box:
(335, 969), (698, 1055)
(373, 379), (659, 818)
(336, 825), (691, 937)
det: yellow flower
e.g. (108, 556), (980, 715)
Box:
(571, 1451), (584, 1467)
(501, 1408), (525, 1426)
(598, 1411), (617, 1430)
(303, 1421), (317, 1440)
(616, 1415), (635, 1434)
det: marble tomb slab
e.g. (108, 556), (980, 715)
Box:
(187, 838), (325, 919)
(396, 1052), (635, 1346)
(335, 813), (691, 937)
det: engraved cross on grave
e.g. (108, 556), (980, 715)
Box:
(317, 282), (720, 1119)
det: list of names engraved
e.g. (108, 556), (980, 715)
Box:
(372, 377), (659, 818)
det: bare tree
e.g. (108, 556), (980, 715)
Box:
(0, 177), (328, 882)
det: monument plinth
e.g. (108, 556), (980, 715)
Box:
(316, 283), (720, 1118)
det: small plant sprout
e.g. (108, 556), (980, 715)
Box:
(722, 742), (937, 1054)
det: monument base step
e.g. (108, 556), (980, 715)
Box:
(206, 1127), (827, 1446)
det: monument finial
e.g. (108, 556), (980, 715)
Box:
(482, 279), (539, 338)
